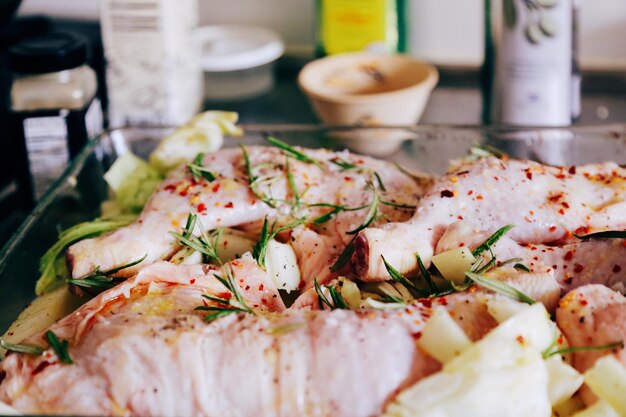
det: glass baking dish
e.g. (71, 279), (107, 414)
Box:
(1, 123), (626, 333)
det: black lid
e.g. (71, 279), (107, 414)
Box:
(8, 31), (89, 74)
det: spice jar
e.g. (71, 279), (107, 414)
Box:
(8, 31), (103, 205)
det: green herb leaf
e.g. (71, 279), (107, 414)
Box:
(285, 158), (301, 207)
(471, 144), (507, 159)
(329, 157), (357, 171)
(330, 238), (355, 272)
(514, 263), (531, 272)
(416, 253), (439, 292)
(472, 225), (514, 258)
(188, 153), (217, 183)
(266, 136), (323, 169)
(314, 278), (348, 310)
(252, 216), (306, 269)
(542, 340), (624, 359)
(373, 171), (387, 192)
(169, 213), (222, 264)
(574, 230), (626, 240)
(197, 267), (255, 322)
(0, 339), (45, 356)
(240, 144), (278, 208)
(465, 271), (536, 305)
(346, 189), (379, 235)
(380, 200), (416, 210)
(382, 255), (429, 297)
(67, 254), (147, 292)
(45, 330), (73, 364)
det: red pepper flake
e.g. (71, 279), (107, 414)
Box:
(258, 284), (264, 291)
(164, 184), (176, 192)
(197, 203), (206, 213)
(556, 173), (566, 179)
(548, 193), (563, 202)
(419, 298), (432, 308)
(549, 226), (557, 232)
(516, 335), (526, 346)
(562, 202), (570, 209)
(552, 265), (558, 269)
(568, 166), (576, 175)
(344, 176), (352, 181)
(579, 299), (588, 306)
(190, 279), (196, 284)
(440, 190), (454, 198)
(564, 251), (574, 261)
(476, 194), (484, 201)
(525, 170), (533, 180)
(467, 190), (473, 196)
(245, 285), (251, 290)
(574, 226), (589, 235)
(212, 183), (221, 193)
(564, 276), (573, 285)
(574, 263), (584, 273)
(457, 215), (464, 220)
(437, 297), (448, 306)
(414, 332), (423, 340)
(225, 202), (234, 208)
(558, 208), (565, 215)
(179, 190), (188, 197)
(459, 242), (465, 247)
(613, 265), (622, 273)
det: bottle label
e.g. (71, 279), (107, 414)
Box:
(23, 113), (69, 199)
(321, 0), (393, 54)
(497, 0), (572, 125)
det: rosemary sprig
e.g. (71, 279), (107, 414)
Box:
(465, 271), (536, 305)
(266, 136), (324, 169)
(252, 217), (307, 269)
(330, 237), (356, 272)
(380, 200), (416, 210)
(542, 340), (624, 359)
(417, 253), (439, 293)
(169, 213), (222, 264)
(285, 157), (303, 209)
(0, 339), (44, 356)
(472, 225), (514, 258)
(195, 268), (255, 322)
(309, 203), (369, 224)
(374, 171), (387, 192)
(574, 230), (626, 240)
(346, 187), (379, 235)
(67, 254), (147, 292)
(240, 144), (278, 208)
(471, 144), (507, 159)
(46, 330), (73, 364)
(382, 255), (429, 297)
(188, 153), (217, 183)
(329, 157), (357, 171)
(514, 263), (531, 272)
(314, 278), (348, 310)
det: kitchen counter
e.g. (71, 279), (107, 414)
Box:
(209, 61), (626, 125)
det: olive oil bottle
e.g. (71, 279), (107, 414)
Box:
(482, 0), (578, 125)
(315, 0), (406, 56)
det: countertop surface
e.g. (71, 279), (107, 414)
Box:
(208, 64), (626, 125)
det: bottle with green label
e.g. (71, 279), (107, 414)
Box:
(315, 0), (407, 56)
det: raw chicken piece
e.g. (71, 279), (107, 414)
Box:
(68, 146), (426, 284)
(437, 221), (626, 292)
(0, 263), (451, 417)
(556, 285), (626, 405)
(354, 157), (626, 281)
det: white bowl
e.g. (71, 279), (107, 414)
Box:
(298, 53), (438, 155)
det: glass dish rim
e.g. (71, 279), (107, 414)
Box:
(2, 122), (625, 274)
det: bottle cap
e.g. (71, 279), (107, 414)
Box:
(8, 31), (90, 74)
